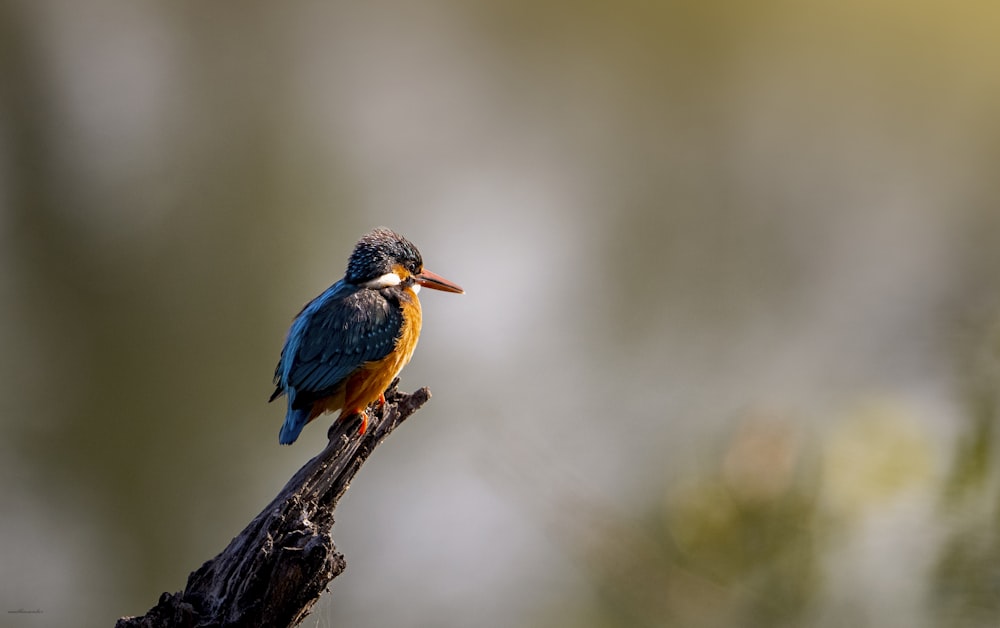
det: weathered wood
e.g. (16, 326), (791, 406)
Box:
(116, 381), (431, 628)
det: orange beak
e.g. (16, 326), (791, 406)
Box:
(415, 269), (464, 294)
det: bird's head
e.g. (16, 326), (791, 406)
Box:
(345, 227), (464, 294)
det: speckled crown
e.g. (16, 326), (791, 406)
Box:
(345, 227), (423, 284)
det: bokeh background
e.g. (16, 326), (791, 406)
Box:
(3, 1), (1000, 627)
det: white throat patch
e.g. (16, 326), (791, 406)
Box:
(364, 272), (402, 289)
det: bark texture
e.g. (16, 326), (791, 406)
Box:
(116, 382), (430, 628)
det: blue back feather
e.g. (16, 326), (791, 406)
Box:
(271, 279), (406, 444)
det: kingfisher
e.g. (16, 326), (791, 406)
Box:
(270, 227), (464, 445)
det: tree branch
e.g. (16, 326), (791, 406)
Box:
(116, 381), (431, 628)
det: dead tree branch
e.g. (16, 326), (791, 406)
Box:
(115, 381), (431, 628)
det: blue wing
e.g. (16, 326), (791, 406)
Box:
(271, 280), (404, 408)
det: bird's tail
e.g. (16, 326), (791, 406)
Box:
(279, 406), (311, 445)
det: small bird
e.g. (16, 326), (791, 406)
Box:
(270, 227), (464, 445)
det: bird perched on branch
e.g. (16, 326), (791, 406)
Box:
(270, 227), (464, 445)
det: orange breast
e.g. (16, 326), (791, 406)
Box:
(339, 288), (422, 417)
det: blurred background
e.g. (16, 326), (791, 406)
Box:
(2, 1), (1000, 626)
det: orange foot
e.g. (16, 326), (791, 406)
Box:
(342, 408), (368, 436)
(378, 392), (386, 406)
